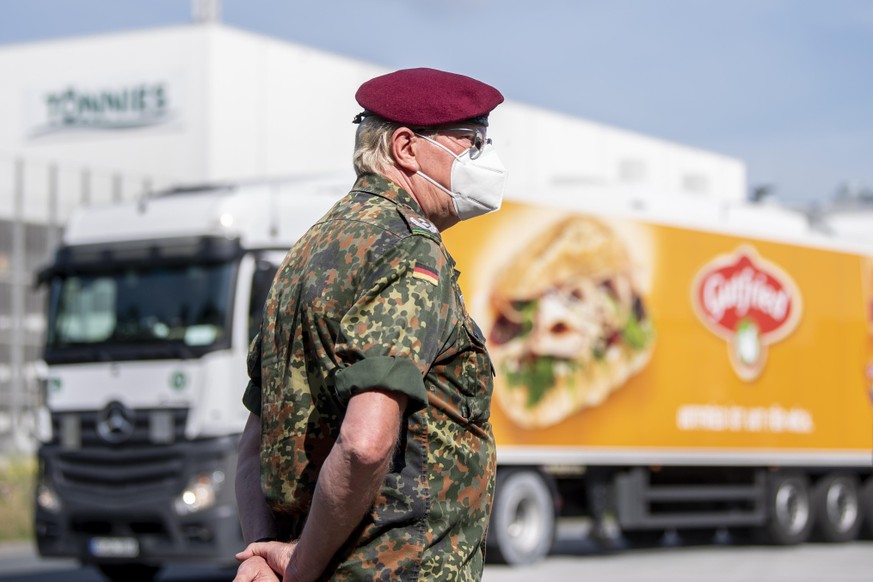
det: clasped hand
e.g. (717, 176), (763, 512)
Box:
(233, 540), (298, 582)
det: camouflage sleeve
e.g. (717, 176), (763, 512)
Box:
(241, 330), (262, 415)
(332, 234), (452, 411)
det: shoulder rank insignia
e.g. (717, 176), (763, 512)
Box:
(409, 216), (439, 234)
(397, 207), (442, 242)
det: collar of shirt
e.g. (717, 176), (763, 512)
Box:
(352, 173), (424, 216)
(352, 172), (460, 277)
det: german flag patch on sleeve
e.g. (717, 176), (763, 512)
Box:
(412, 263), (439, 285)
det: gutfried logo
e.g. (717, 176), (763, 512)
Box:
(692, 246), (802, 381)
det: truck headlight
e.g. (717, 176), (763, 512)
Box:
(174, 471), (224, 515)
(36, 483), (62, 513)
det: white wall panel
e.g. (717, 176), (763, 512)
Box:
(0, 23), (747, 214)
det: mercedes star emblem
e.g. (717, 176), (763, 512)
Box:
(96, 401), (135, 444)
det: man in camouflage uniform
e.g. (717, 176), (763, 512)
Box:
(233, 68), (507, 581)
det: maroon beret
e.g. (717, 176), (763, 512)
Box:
(354, 67), (504, 127)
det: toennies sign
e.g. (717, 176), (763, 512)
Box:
(27, 78), (181, 137)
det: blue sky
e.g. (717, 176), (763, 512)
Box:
(2, 0), (872, 203)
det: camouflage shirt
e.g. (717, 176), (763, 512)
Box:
(242, 174), (496, 581)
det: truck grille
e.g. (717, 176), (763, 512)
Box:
(49, 408), (189, 495)
(57, 447), (186, 494)
(50, 408), (188, 448)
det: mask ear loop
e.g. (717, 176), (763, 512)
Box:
(413, 134), (463, 215)
(416, 169), (455, 198)
(415, 133), (464, 161)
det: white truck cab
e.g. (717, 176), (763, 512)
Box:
(34, 175), (350, 581)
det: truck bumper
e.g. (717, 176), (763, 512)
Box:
(35, 435), (244, 567)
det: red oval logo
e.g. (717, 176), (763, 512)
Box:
(692, 246), (802, 380)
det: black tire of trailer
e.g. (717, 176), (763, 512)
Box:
(486, 468), (557, 565)
(811, 473), (863, 543)
(756, 472), (815, 545)
(860, 475), (873, 540)
(96, 563), (161, 582)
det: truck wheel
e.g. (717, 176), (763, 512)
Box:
(858, 475), (873, 539)
(811, 473), (862, 542)
(487, 469), (555, 565)
(97, 563), (161, 582)
(757, 473), (814, 545)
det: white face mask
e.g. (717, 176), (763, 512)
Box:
(415, 134), (507, 221)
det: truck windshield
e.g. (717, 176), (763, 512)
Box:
(45, 261), (236, 363)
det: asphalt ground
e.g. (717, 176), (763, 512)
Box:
(1, 532), (871, 582)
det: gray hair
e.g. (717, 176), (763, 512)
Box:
(353, 116), (403, 177)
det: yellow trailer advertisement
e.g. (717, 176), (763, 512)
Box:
(445, 201), (873, 459)
(447, 200), (873, 564)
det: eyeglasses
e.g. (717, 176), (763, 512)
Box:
(423, 127), (491, 160)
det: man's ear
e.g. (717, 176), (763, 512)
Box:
(391, 127), (419, 173)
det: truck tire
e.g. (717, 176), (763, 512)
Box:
(859, 475), (873, 540)
(757, 472), (814, 545)
(97, 563), (161, 582)
(487, 469), (555, 565)
(811, 473), (862, 542)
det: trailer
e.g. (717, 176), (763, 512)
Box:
(443, 193), (873, 563)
